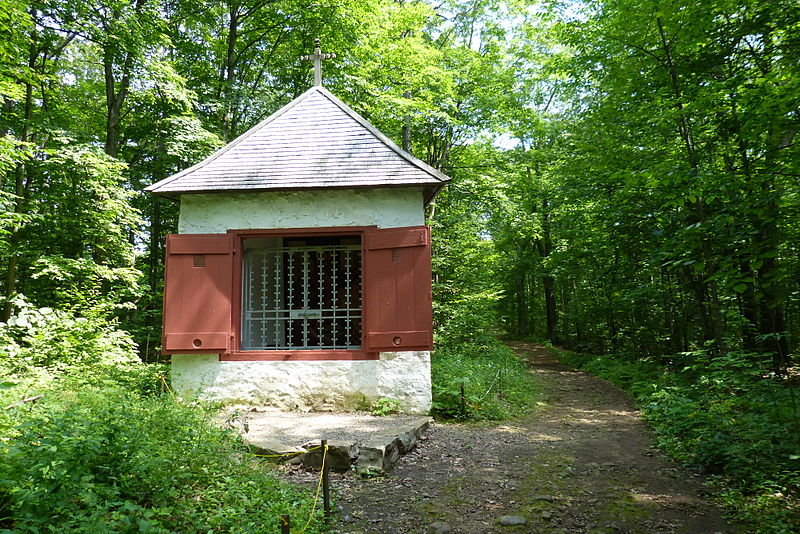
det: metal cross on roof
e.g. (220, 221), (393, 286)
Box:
(301, 38), (336, 87)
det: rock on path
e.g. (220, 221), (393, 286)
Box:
(294, 343), (736, 534)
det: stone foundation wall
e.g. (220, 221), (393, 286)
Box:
(171, 351), (432, 413)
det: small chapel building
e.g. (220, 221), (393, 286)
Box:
(145, 47), (450, 413)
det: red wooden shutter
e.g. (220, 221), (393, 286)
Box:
(162, 233), (234, 353)
(364, 225), (433, 352)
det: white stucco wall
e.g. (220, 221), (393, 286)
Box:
(178, 188), (425, 233)
(171, 351), (432, 413)
(172, 187), (432, 413)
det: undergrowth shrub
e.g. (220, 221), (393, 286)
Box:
(433, 290), (500, 348)
(558, 347), (800, 533)
(431, 337), (538, 420)
(0, 297), (324, 533)
(0, 389), (324, 533)
(0, 295), (158, 394)
(0, 296), (168, 442)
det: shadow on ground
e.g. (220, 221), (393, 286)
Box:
(283, 343), (736, 534)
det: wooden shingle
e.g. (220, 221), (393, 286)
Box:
(145, 86), (450, 203)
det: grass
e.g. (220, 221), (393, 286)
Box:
(431, 336), (540, 421)
(0, 301), (327, 533)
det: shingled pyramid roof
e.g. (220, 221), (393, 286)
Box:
(145, 86), (450, 203)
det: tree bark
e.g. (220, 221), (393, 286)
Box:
(2, 42), (36, 322)
(514, 249), (529, 336)
(220, 2), (241, 142)
(104, 51), (133, 158)
(148, 198), (162, 291)
(539, 198), (557, 343)
(103, 0), (147, 157)
(757, 148), (790, 369)
(656, 15), (725, 354)
(527, 165), (558, 343)
(402, 91), (412, 152)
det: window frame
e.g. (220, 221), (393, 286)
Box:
(162, 224), (433, 361)
(225, 226), (379, 361)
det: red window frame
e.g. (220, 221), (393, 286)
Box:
(162, 225), (433, 361)
(226, 226), (377, 361)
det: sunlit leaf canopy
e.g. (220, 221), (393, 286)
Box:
(1, 0), (798, 528)
(0, 0), (797, 362)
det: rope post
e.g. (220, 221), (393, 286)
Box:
(280, 514), (290, 534)
(321, 439), (331, 519)
(460, 382), (467, 417)
(498, 365), (504, 399)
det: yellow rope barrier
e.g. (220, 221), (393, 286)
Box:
(251, 443), (328, 532)
(160, 375), (175, 398)
(162, 380), (329, 531)
(297, 443), (328, 533)
(251, 445), (323, 459)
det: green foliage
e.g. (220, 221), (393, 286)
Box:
(0, 390), (324, 533)
(4, 142), (143, 316)
(431, 337), (538, 420)
(434, 289), (503, 347)
(0, 191), (26, 255)
(2, 0), (797, 531)
(0, 296), (168, 445)
(559, 348), (800, 533)
(716, 475), (800, 534)
(0, 296), (142, 383)
(0, 299), (323, 533)
(370, 397), (401, 416)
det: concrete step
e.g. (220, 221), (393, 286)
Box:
(239, 411), (432, 472)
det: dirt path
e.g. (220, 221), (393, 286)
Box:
(295, 343), (736, 533)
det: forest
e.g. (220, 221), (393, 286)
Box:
(1, 0), (798, 532)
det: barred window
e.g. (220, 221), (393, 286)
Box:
(161, 226), (432, 358)
(241, 235), (362, 350)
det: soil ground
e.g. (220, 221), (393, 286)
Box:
(281, 342), (737, 534)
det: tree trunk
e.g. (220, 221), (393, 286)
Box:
(657, 15), (724, 355)
(221, 3), (240, 142)
(104, 0), (147, 157)
(148, 198), (162, 291)
(571, 278), (584, 342)
(402, 91), (412, 152)
(560, 285), (571, 345)
(543, 274), (557, 342)
(725, 25), (791, 368)
(529, 173), (558, 343)
(2, 41), (36, 322)
(514, 252), (529, 336)
(755, 178), (790, 369)
(541, 197), (557, 343)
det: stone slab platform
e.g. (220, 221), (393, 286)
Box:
(238, 411), (432, 472)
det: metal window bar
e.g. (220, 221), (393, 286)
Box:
(242, 242), (362, 350)
(274, 250), (282, 346)
(345, 249), (352, 347)
(331, 248), (338, 344)
(287, 252), (295, 345)
(260, 246), (269, 348)
(301, 249), (309, 348)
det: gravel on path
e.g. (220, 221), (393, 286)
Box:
(280, 343), (736, 534)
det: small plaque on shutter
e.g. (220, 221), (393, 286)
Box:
(391, 249), (402, 263)
(193, 254), (206, 267)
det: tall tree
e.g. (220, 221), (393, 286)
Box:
(514, 0), (800, 362)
